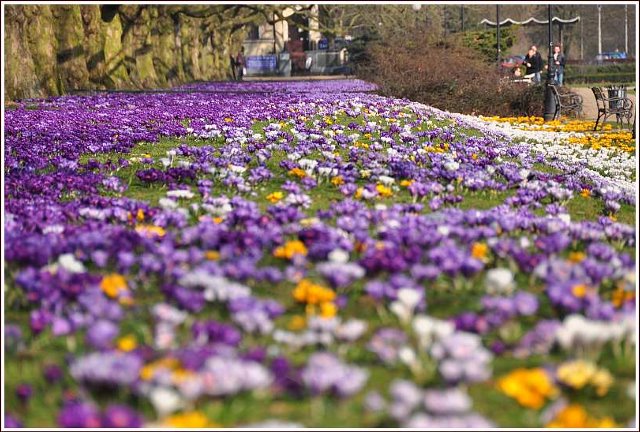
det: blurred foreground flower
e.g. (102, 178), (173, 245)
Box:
(497, 368), (558, 409)
(546, 404), (616, 428)
(556, 360), (613, 396)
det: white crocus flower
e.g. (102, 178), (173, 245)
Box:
(166, 189), (194, 199)
(228, 164), (246, 174)
(485, 268), (515, 295)
(412, 315), (454, 349)
(158, 198), (178, 210)
(149, 387), (184, 417)
(391, 288), (422, 324)
(328, 249), (349, 264)
(398, 346), (417, 367)
(444, 160), (459, 171)
(57, 253), (86, 273)
(378, 175), (395, 186)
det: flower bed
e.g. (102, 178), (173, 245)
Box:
(4, 80), (636, 428)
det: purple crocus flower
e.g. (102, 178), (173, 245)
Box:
(85, 320), (119, 350)
(270, 356), (303, 395)
(424, 387), (472, 415)
(43, 364), (64, 384)
(70, 352), (142, 387)
(101, 405), (143, 428)
(15, 384), (33, 404)
(29, 309), (52, 335)
(367, 327), (409, 364)
(513, 291), (539, 315)
(301, 352), (368, 397)
(5, 324), (22, 351)
(57, 401), (102, 428)
(4, 414), (22, 428)
(191, 320), (242, 346)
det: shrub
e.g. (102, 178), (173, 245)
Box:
(357, 31), (544, 117)
(565, 72), (635, 85)
(460, 27), (516, 63)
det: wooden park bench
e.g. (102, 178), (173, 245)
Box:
(591, 86), (634, 131)
(550, 84), (583, 120)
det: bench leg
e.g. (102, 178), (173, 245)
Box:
(594, 113), (602, 131)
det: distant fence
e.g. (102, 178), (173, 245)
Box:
(307, 50), (351, 75)
(244, 50), (351, 77)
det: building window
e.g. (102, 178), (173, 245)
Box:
(247, 24), (260, 40)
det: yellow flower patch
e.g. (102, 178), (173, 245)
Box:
(376, 184), (393, 198)
(100, 273), (128, 298)
(319, 301), (338, 318)
(481, 116), (634, 152)
(135, 224), (166, 238)
(292, 279), (335, 305)
(546, 404), (617, 428)
(471, 242), (489, 261)
(611, 286), (635, 308)
(273, 240), (308, 260)
(570, 283), (590, 298)
(292, 279), (338, 319)
(288, 315), (307, 331)
(556, 360), (613, 396)
(266, 191), (284, 203)
(497, 368), (558, 409)
(288, 168), (306, 178)
(117, 335), (137, 352)
(204, 250), (220, 261)
(567, 131), (634, 153)
(140, 357), (181, 381)
(164, 411), (211, 428)
(568, 251), (586, 263)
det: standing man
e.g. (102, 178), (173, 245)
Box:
(551, 45), (566, 86)
(530, 45), (544, 84)
(235, 47), (246, 81)
(524, 46), (543, 84)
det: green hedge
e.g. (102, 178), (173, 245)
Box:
(565, 72), (635, 84)
(564, 62), (636, 76)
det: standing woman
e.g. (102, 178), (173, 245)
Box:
(235, 47), (246, 81)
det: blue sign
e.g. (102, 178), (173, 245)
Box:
(318, 38), (329, 50)
(246, 55), (277, 72)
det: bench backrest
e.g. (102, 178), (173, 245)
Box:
(549, 84), (561, 106)
(591, 87), (608, 111)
